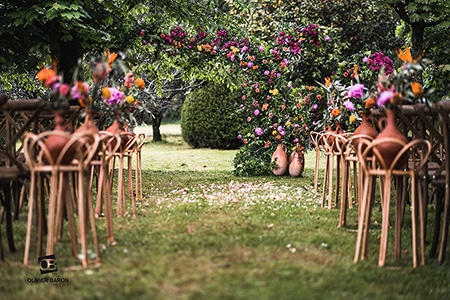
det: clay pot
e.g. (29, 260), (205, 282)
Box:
(352, 110), (378, 148)
(374, 109), (408, 169)
(44, 110), (73, 164)
(289, 148), (305, 177)
(332, 121), (345, 151)
(271, 144), (288, 176)
(75, 109), (99, 135)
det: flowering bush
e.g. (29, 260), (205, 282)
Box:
(150, 23), (331, 175)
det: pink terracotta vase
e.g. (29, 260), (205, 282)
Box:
(374, 109), (408, 169)
(44, 110), (73, 165)
(75, 109), (99, 135)
(288, 146), (305, 177)
(352, 110), (378, 148)
(271, 144), (288, 176)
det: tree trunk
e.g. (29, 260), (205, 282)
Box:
(411, 22), (425, 59)
(152, 113), (163, 142)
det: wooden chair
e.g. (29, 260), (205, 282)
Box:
(23, 131), (101, 268)
(109, 132), (137, 217)
(90, 131), (121, 246)
(431, 101), (450, 265)
(320, 131), (350, 209)
(134, 133), (147, 202)
(354, 137), (431, 267)
(338, 134), (375, 227)
(309, 131), (324, 193)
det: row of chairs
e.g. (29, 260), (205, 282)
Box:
(21, 128), (146, 269)
(310, 102), (450, 267)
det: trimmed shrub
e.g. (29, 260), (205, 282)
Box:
(181, 83), (241, 149)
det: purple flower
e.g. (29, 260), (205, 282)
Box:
(277, 125), (283, 132)
(324, 36), (331, 42)
(343, 100), (356, 111)
(258, 45), (264, 52)
(254, 109), (260, 116)
(254, 127), (264, 136)
(312, 103), (319, 110)
(247, 62), (253, 68)
(348, 84), (365, 98)
(377, 91), (394, 108)
(103, 87), (124, 106)
(293, 138), (299, 143)
(264, 70), (270, 76)
(237, 134), (243, 140)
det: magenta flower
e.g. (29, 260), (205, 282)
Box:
(254, 127), (264, 136)
(254, 109), (260, 116)
(343, 100), (355, 111)
(377, 91), (394, 108)
(348, 84), (365, 98)
(103, 87), (124, 106)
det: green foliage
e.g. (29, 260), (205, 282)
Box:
(181, 82), (241, 149)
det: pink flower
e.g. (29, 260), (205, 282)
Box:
(348, 83), (365, 98)
(377, 91), (394, 108)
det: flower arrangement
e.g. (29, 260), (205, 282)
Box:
(373, 46), (432, 110)
(37, 51), (146, 129)
(314, 50), (395, 131)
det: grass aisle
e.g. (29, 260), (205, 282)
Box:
(2, 124), (450, 299)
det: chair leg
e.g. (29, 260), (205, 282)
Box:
(438, 187), (450, 266)
(378, 174), (392, 267)
(314, 148), (320, 192)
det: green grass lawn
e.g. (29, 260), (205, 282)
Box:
(1, 124), (450, 300)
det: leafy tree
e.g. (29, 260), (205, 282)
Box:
(378, 0), (450, 57)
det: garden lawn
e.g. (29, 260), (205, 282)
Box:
(1, 124), (450, 300)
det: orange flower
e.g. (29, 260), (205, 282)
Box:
(264, 140), (271, 148)
(135, 78), (145, 89)
(396, 46), (412, 63)
(365, 97), (376, 109)
(306, 85), (314, 91)
(36, 68), (56, 83)
(331, 107), (340, 117)
(325, 76), (332, 87)
(395, 46), (423, 63)
(276, 134), (282, 140)
(101, 87), (111, 99)
(262, 103), (269, 111)
(391, 92), (404, 106)
(411, 82), (423, 97)
(104, 50), (118, 67)
(353, 64), (359, 77)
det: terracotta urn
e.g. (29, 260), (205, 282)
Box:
(374, 109), (408, 169)
(271, 144), (288, 176)
(44, 110), (73, 164)
(352, 110), (378, 148)
(288, 146), (305, 177)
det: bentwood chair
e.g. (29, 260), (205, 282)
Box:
(320, 131), (350, 209)
(338, 134), (375, 227)
(23, 131), (101, 268)
(91, 131), (121, 246)
(354, 137), (431, 267)
(433, 101), (450, 266)
(134, 133), (147, 202)
(309, 131), (324, 193)
(109, 132), (137, 217)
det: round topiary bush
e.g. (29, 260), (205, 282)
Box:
(181, 83), (241, 149)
